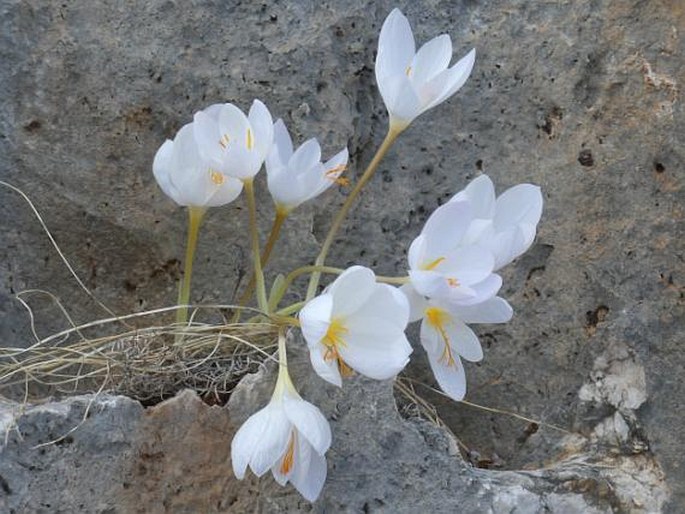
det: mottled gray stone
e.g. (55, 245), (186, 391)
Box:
(0, 344), (671, 512)
(0, 0), (683, 511)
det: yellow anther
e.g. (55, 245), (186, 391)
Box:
(323, 318), (348, 349)
(447, 277), (460, 288)
(219, 134), (230, 149)
(246, 128), (254, 150)
(425, 307), (457, 368)
(422, 257), (445, 271)
(325, 164), (349, 186)
(209, 170), (225, 185)
(405, 65), (412, 76)
(279, 431), (296, 475)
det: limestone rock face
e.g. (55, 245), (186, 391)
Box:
(0, 0), (682, 511)
(0, 347), (670, 512)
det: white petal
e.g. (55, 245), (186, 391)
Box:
(204, 176), (243, 207)
(341, 317), (412, 380)
(308, 342), (342, 387)
(299, 294), (333, 346)
(440, 245), (494, 286)
(170, 124), (210, 206)
(289, 138), (322, 173)
(481, 227), (527, 270)
(455, 274), (502, 306)
(494, 184), (543, 232)
(248, 99), (274, 161)
(247, 406), (292, 477)
(410, 34), (452, 85)
(379, 74), (422, 124)
(424, 48), (476, 111)
(322, 147), (349, 175)
(376, 8), (415, 80)
(290, 440), (327, 502)
(452, 296), (513, 324)
(420, 320), (467, 401)
(453, 175), (496, 219)
(283, 397), (332, 455)
(268, 167), (307, 209)
(360, 283), (409, 329)
(400, 283), (428, 322)
(328, 266), (377, 317)
(409, 269), (447, 298)
(152, 140), (179, 202)
(193, 109), (224, 166)
(221, 143), (261, 179)
(421, 200), (474, 260)
(445, 318), (483, 362)
(218, 103), (251, 146)
(266, 119), (293, 172)
(407, 234), (427, 271)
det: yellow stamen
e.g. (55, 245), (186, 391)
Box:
(246, 128), (254, 150)
(422, 256), (445, 271)
(322, 318), (354, 376)
(280, 431), (296, 475)
(219, 134), (230, 149)
(325, 164), (349, 186)
(447, 277), (460, 288)
(209, 169), (224, 185)
(425, 307), (457, 368)
(405, 65), (412, 76)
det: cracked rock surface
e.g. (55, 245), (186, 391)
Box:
(1, 0), (683, 511)
(0, 346), (671, 512)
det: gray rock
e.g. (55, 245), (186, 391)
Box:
(0, 343), (671, 512)
(0, 0), (682, 511)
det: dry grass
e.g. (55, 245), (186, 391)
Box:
(0, 306), (279, 405)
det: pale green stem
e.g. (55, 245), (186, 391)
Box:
(176, 206), (206, 325)
(305, 126), (403, 300)
(236, 207), (288, 310)
(244, 178), (269, 313)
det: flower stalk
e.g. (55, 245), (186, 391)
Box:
(305, 126), (403, 300)
(244, 178), (269, 313)
(176, 206), (206, 325)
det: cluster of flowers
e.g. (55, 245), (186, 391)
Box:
(153, 8), (542, 502)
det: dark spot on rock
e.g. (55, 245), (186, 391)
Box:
(476, 159), (483, 170)
(0, 474), (12, 494)
(654, 162), (665, 173)
(585, 305), (609, 336)
(55, 435), (74, 446)
(538, 106), (563, 139)
(578, 149), (594, 167)
(23, 120), (42, 132)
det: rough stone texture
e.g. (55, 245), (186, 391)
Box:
(0, 346), (671, 512)
(0, 0), (683, 511)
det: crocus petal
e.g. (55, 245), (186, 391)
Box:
(289, 138), (322, 174)
(409, 269), (446, 298)
(283, 396), (332, 455)
(410, 34), (452, 85)
(266, 118), (294, 172)
(221, 143), (261, 179)
(400, 283), (428, 322)
(289, 440), (327, 502)
(193, 109), (224, 167)
(407, 234), (427, 270)
(420, 320), (467, 401)
(248, 99), (274, 161)
(421, 200), (474, 260)
(439, 245), (494, 286)
(452, 296), (513, 324)
(341, 317), (412, 380)
(494, 184), (543, 231)
(246, 407), (292, 477)
(361, 283), (410, 329)
(300, 294), (333, 345)
(382, 74), (422, 125)
(426, 48), (476, 110)
(328, 266), (377, 317)
(204, 176), (243, 207)
(376, 8), (415, 79)
(152, 140), (178, 201)
(456, 273), (502, 306)
(451, 174), (496, 219)
(308, 343), (342, 387)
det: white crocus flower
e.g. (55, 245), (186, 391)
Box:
(407, 200), (501, 306)
(153, 121), (243, 207)
(265, 119), (349, 213)
(375, 8), (476, 131)
(402, 284), (512, 400)
(193, 100), (274, 181)
(231, 365), (332, 502)
(299, 266), (412, 387)
(450, 175), (544, 270)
